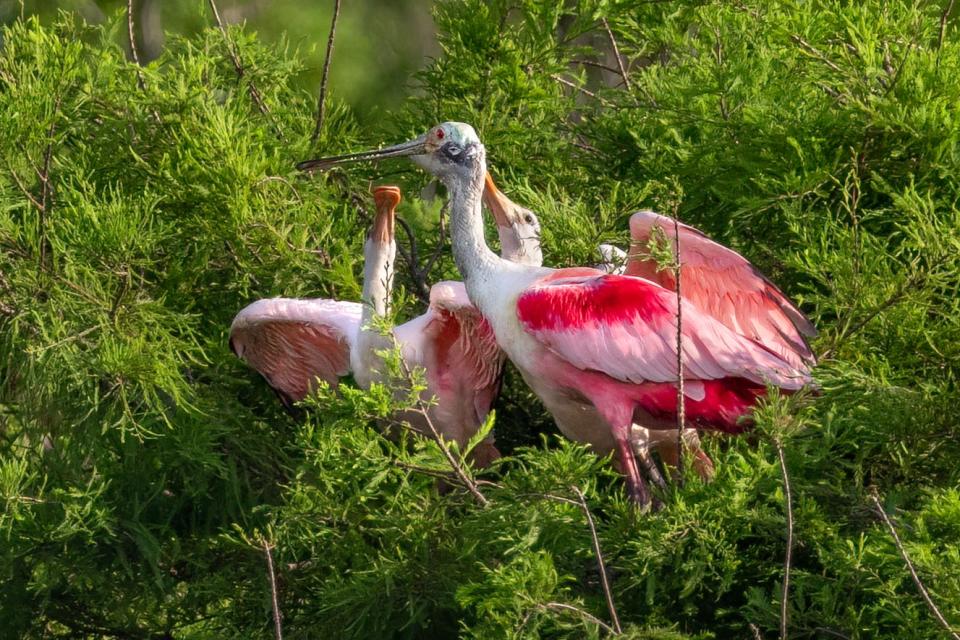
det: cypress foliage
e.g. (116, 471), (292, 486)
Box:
(1, 2), (959, 638)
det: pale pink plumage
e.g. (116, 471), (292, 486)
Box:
(515, 269), (808, 433)
(626, 210), (816, 369)
(394, 281), (505, 449)
(229, 298), (360, 406)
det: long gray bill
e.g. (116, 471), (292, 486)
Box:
(297, 135), (427, 172)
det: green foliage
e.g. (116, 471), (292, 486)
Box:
(2, 2), (960, 638)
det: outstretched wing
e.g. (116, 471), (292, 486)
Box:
(229, 298), (361, 405)
(626, 210), (817, 369)
(516, 271), (810, 391)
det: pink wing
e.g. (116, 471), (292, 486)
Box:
(421, 281), (505, 422)
(517, 270), (810, 390)
(626, 211), (816, 369)
(229, 298), (361, 405)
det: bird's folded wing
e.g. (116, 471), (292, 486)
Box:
(229, 298), (361, 403)
(626, 210), (816, 369)
(516, 272), (809, 389)
(423, 281), (505, 397)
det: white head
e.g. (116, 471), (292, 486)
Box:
(298, 122), (485, 184)
(482, 172), (543, 267)
(297, 123), (542, 266)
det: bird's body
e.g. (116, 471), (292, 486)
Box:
(298, 122), (814, 503)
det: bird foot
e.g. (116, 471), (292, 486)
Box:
(638, 449), (668, 490)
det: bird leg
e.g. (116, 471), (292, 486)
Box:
(631, 424), (668, 490)
(657, 430), (716, 482)
(690, 442), (716, 481)
(469, 441), (501, 469)
(615, 435), (651, 507)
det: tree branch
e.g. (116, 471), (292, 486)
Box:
(776, 442), (794, 640)
(938, 0), (956, 57)
(126, 0), (146, 89)
(34, 89), (63, 273)
(207, 0), (283, 140)
(261, 537), (283, 640)
(869, 488), (960, 640)
(571, 486), (622, 634)
(311, 0), (342, 146)
(550, 74), (613, 106)
(600, 17), (632, 92)
(420, 201), (448, 279)
(672, 214), (685, 483)
(394, 216), (431, 304)
(539, 602), (617, 636)
(8, 168), (42, 211)
(820, 258), (946, 360)
(397, 358), (489, 507)
(789, 35), (843, 73)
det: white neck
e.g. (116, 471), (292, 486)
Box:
(446, 148), (507, 300)
(353, 235), (395, 385)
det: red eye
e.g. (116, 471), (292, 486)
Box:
(436, 128), (445, 139)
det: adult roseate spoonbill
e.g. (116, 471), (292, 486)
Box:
(594, 209), (820, 478)
(230, 184), (540, 466)
(298, 123), (812, 505)
(487, 178), (715, 482)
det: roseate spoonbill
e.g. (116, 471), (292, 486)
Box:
(298, 123), (812, 505)
(624, 210), (817, 370)
(487, 180), (715, 482)
(230, 183), (540, 466)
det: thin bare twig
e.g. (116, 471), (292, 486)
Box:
(8, 168), (43, 211)
(28, 325), (101, 355)
(550, 74), (613, 106)
(869, 488), (960, 640)
(790, 35), (843, 73)
(125, 0), (163, 123)
(571, 486), (621, 635)
(397, 358), (489, 507)
(749, 622), (765, 640)
(253, 176), (304, 203)
(420, 201), (448, 279)
(572, 58), (622, 75)
(393, 459), (461, 484)
(672, 215), (685, 482)
(881, 33), (915, 99)
(819, 258), (946, 360)
(394, 208), (447, 305)
(394, 216), (431, 303)
(600, 17), (632, 92)
(37, 91), (62, 272)
(261, 537), (283, 640)
(207, 0), (283, 140)
(812, 628), (852, 640)
(311, 0), (342, 146)
(540, 602), (617, 636)
(126, 0), (145, 90)
(938, 0), (956, 58)
(776, 443), (794, 640)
